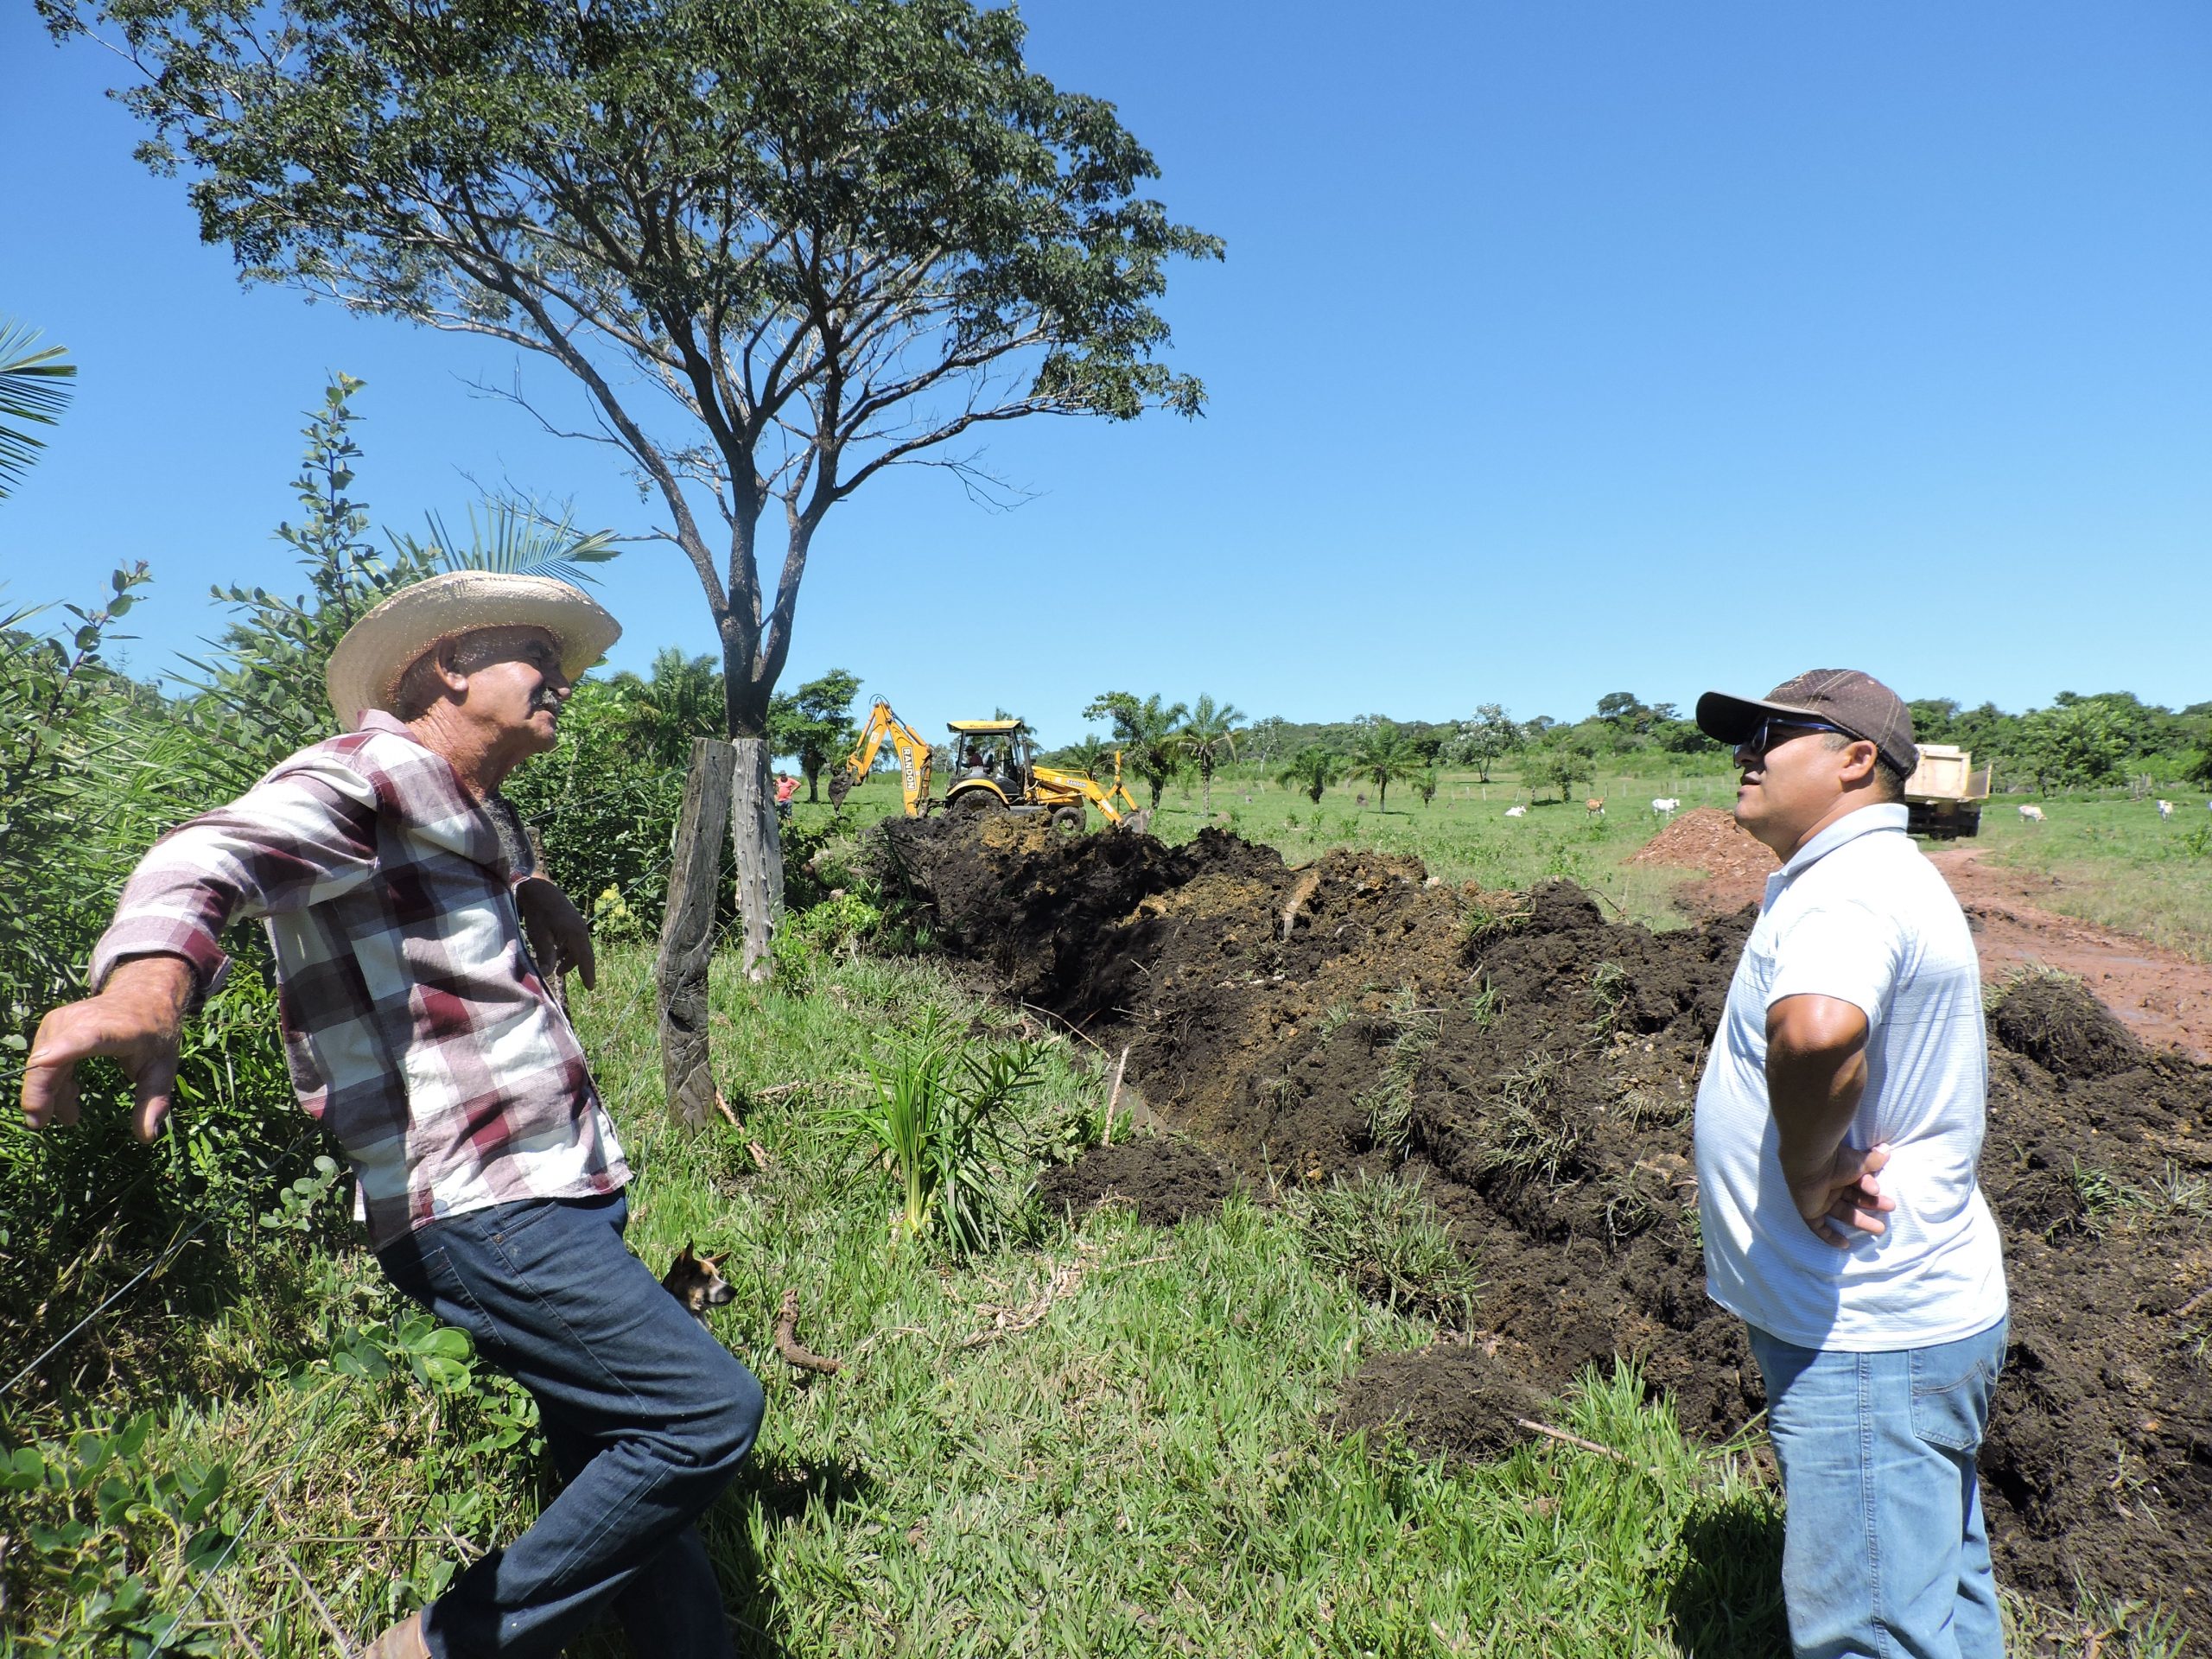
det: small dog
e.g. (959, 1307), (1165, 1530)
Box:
(661, 1243), (735, 1325)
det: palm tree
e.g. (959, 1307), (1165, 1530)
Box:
(1277, 745), (1344, 805)
(389, 498), (623, 588)
(1085, 692), (1188, 810)
(1170, 694), (1246, 814)
(1062, 734), (1111, 780)
(609, 648), (725, 767)
(1349, 720), (1420, 810)
(0, 321), (75, 499)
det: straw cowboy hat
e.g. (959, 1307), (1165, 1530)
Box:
(325, 571), (623, 730)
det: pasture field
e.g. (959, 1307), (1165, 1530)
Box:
(1966, 798), (2212, 963)
(11, 937), (2180, 1657)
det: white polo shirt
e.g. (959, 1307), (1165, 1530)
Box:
(1693, 804), (2006, 1351)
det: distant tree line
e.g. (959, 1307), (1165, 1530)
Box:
(1043, 686), (2212, 805)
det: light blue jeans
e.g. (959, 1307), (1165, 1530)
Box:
(1746, 1318), (2009, 1659)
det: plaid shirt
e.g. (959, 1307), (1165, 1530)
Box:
(90, 713), (627, 1249)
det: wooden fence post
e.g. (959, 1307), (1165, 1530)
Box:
(656, 737), (735, 1125)
(729, 737), (785, 982)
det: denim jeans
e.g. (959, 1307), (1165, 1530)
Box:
(376, 1192), (766, 1658)
(1746, 1318), (2008, 1659)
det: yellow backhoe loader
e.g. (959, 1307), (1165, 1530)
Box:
(943, 718), (1140, 830)
(830, 705), (1137, 830)
(829, 698), (934, 814)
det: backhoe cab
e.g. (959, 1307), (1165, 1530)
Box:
(945, 721), (1054, 821)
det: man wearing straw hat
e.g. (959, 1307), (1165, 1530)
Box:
(20, 573), (764, 1658)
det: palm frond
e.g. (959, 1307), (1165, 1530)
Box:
(390, 499), (623, 587)
(0, 321), (78, 499)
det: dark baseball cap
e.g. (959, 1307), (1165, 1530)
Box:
(1695, 669), (1917, 777)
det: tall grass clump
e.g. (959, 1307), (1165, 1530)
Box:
(1287, 1168), (1477, 1321)
(833, 1023), (1046, 1253)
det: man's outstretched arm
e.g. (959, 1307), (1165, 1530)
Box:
(21, 954), (196, 1141)
(1767, 993), (1895, 1246)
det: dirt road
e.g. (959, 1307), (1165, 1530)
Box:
(1925, 845), (2212, 1061)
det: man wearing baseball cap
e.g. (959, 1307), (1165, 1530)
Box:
(1692, 670), (2008, 1659)
(19, 573), (763, 1658)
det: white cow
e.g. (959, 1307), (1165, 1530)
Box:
(1504, 805), (1527, 818)
(1650, 797), (1681, 817)
(2158, 799), (2174, 821)
(2018, 804), (2046, 823)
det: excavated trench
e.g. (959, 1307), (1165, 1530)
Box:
(880, 814), (2212, 1628)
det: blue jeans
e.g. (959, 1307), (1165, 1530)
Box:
(376, 1192), (766, 1658)
(1747, 1319), (2008, 1659)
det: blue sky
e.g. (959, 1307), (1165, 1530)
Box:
(4, 2), (2208, 745)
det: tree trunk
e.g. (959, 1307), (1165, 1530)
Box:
(656, 738), (735, 1125)
(729, 737), (785, 981)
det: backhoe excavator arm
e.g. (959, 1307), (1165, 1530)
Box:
(830, 699), (934, 817)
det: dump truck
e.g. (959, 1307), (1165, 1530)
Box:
(1903, 744), (1993, 839)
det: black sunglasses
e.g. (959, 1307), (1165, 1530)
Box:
(1733, 715), (1849, 760)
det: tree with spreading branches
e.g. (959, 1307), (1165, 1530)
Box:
(769, 668), (863, 802)
(43, 0), (1221, 1109)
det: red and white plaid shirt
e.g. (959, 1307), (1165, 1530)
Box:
(90, 712), (627, 1249)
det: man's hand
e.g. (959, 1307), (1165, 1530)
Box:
(1767, 993), (1895, 1247)
(19, 955), (195, 1141)
(1786, 1140), (1897, 1246)
(515, 875), (596, 992)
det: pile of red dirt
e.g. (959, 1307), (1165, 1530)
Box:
(882, 814), (2212, 1629)
(1629, 806), (1777, 895)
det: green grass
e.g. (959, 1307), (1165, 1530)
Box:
(1969, 796), (2212, 963)
(6, 941), (1804, 1657)
(9, 937), (2186, 1654)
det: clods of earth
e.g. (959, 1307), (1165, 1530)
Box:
(881, 812), (2212, 1630)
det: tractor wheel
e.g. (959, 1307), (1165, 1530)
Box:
(950, 789), (1003, 817)
(1051, 805), (1085, 836)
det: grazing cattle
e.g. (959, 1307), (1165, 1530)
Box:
(1585, 798), (1605, 818)
(1504, 804), (1527, 818)
(1651, 797), (1681, 816)
(2158, 799), (2174, 820)
(2018, 804), (2046, 823)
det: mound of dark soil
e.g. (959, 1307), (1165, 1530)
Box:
(1037, 1139), (1232, 1228)
(1990, 971), (2146, 1081)
(894, 816), (2212, 1629)
(1333, 1343), (1548, 1463)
